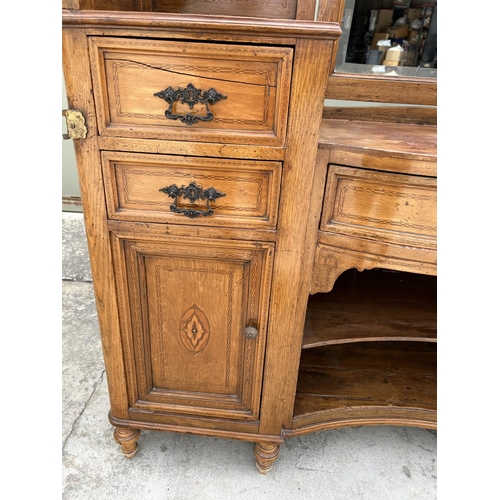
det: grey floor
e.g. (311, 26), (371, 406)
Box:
(62, 211), (437, 500)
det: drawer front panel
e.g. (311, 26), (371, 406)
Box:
(320, 166), (437, 248)
(102, 151), (281, 229)
(111, 234), (274, 421)
(89, 37), (293, 146)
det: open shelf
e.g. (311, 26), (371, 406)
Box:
(291, 341), (436, 432)
(303, 269), (437, 348)
(290, 269), (437, 434)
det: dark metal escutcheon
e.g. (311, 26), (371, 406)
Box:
(159, 182), (226, 218)
(154, 83), (227, 126)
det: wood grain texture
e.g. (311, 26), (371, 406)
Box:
(317, 0), (345, 22)
(320, 166), (437, 247)
(81, 0), (300, 18)
(101, 151), (282, 229)
(63, 5), (436, 470)
(88, 37), (293, 146)
(317, 232), (437, 263)
(317, 0), (345, 72)
(310, 242), (436, 295)
(63, 28), (130, 420)
(107, 219), (278, 244)
(62, 9), (342, 40)
(325, 74), (437, 106)
(258, 37), (335, 438)
(254, 442), (280, 474)
(154, 0), (298, 18)
(97, 136), (285, 161)
(304, 269), (436, 347)
(292, 342), (436, 432)
(109, 411), (284, 443)
(113, 427), (141, 457)
(62, 0), (84, 8)
(295, 0), (317, 20)
(322, 106), (437, 125)
(110, 233), (275, 421)
(319, 119), (437, 176)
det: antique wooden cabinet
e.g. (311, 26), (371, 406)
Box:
(63, 0), (436, 473)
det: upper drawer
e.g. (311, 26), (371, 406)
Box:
(101, 151), (282, 230)
(320, 166), (437, 249)
(88, 37), (293, 146)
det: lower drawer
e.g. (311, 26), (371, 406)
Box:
(320, 166), (437, 249)
(102, 151), (281, 230)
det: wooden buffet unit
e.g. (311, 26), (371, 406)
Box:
(62, 1), (437, 473)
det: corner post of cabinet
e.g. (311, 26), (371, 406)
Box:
(62, 27), (130, 420)
(316, 0), (346, 73)
(258, 35), (336, 439)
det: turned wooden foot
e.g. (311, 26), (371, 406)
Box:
(113, 427), (141, 458)
(253, 442), (280, 474)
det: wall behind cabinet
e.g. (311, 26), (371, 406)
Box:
(62, 75), (81, 212)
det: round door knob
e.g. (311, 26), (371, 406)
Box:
(243, 325), (259, 339)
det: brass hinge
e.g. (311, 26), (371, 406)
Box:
(62, 109), (87, 140)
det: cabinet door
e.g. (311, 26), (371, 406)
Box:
(111, 232), (274, 421)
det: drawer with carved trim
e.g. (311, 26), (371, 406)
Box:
(88, 37), (293, 146)
(320, 166), (437, 250)
(101, 151), (282, 229)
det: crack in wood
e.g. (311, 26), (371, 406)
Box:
(110, 57), (274, 88)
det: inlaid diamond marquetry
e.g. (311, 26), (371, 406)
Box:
(179, 304), (211, 353)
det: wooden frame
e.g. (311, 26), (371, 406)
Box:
(317, 0), (437, 105)
(63, 1), (436, 475)
(63, 0), (319, 20)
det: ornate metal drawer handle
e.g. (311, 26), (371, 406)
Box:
(154, 83), (227, 126)
(159, 182), (226, 218)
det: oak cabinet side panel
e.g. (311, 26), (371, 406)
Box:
(258, 37), (335, 435)
(63, 28), (130, 419)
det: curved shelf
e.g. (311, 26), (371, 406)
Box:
(303, 269), (437, 348)
(291, 341), (437, 433)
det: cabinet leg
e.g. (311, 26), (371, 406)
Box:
(253, 442), (280, 474)
(113, 427), (141, 458)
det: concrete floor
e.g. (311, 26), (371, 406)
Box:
(62, 211), (437, 500)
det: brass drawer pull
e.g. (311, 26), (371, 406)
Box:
(154, 83), (227, 126)
(62, 109), (87, 140)
(159, 182), (226, 218)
